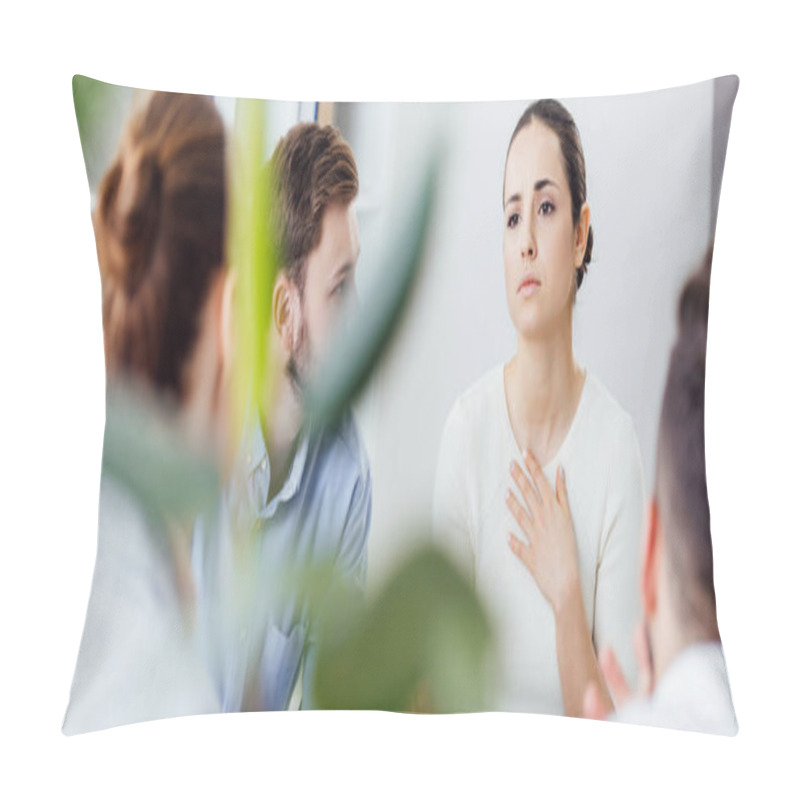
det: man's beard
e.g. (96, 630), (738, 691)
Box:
(287, 316), (311, 399)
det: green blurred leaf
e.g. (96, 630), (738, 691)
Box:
(72, 75), (133, 197)
(229, 98), (279, 439)
(102, 385), (219, 522)
(303, 150), (442, 432)
(312, 544), (493, 713)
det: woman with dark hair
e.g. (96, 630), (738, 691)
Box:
(64, 91), (232, 733)
(434, 100), (644, 716)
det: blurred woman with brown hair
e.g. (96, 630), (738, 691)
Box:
(64, 90), (232, 734)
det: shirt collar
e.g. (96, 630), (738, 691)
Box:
(245, 409), (310, 519)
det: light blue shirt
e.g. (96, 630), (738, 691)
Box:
(191, 409), (371, 712)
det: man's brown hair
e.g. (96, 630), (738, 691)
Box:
(94, 91), (226, 402)
(268, 122), (358, 295)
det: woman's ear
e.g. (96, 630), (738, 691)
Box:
(574, 202), (591, 268)
(641, 497), (661, 619)
(219, 269), (236, 375)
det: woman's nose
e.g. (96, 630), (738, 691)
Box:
(522, 229), (536, 259)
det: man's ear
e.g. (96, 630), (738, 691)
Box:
(641, 497), (661, 619)
(272, 272), (299, 354)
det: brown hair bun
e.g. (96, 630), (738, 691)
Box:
(94, 92), (226, 402)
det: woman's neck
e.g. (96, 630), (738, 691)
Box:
(504, 324), (584, 465)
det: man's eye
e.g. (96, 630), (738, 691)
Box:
(332, 279), (351, 299)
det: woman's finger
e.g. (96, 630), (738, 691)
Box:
(523, 449), (553, 507)
(508, 531), (534, 573)
(598, 647), (631, 707)
(510, 460), (544, 528)
(555, 464), (572, 521)
(505, 490), (535, 542)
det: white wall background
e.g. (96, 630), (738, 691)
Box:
(336, 83), (718, 588)
(80, 91), (315, 202)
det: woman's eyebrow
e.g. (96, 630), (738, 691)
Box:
(534, 178), (557, 192)
(504, 179), (559, 208)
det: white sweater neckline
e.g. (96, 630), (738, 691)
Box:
(497, 362), (594, 472)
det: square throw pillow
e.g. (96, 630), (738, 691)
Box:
(64, 74), (738, 735)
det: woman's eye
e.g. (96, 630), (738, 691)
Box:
(507, 213), (520, 229)
(539, 200), (555, 216)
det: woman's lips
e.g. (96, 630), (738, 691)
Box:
(518, 276), (541, 297)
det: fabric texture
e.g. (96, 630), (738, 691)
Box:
(67, 75), (739, 730)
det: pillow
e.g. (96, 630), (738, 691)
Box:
(64, 75), (738, 735)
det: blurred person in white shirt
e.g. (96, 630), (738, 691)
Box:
(583, 249), (737, 735)
(64, 90), (234, 733)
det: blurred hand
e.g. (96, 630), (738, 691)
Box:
(506, 451), (580, 615)
(583, 621), (654, 720)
